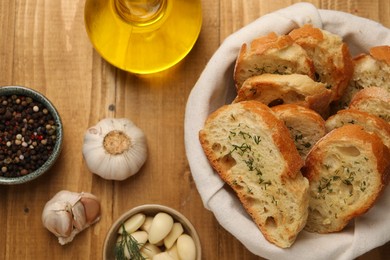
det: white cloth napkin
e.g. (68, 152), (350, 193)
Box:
(184, 2), (390, 260)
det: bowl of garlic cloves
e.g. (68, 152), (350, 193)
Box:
(103, 204), (202, 260)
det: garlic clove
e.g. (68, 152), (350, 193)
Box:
(140, 216), (154, 232)
(116, 235), (131, 259)
(148, 212), (174, 244)
(140, 242), (162, 258)
(131, 230), (148, 247)
(80, 195), (101, 224)
(71, 193), (101, 230)
(42, 190), (101, 245)
(164, 222), (184, 249)
(176, 234), (196, 260)
(152, 251), (176, 260)
(42, 208), (73, 237)
(71, 201), (87, 231)
(166, 243), (180, 260)
(49, 190), (82, 206)
(119, 213), (146, 234)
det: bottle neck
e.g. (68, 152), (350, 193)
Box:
(114, 0), (166, 26)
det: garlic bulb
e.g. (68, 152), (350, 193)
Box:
(42, 190), (101, 245)
(82, 118), (147, 180)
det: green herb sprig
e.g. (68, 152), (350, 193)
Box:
(114, 224), (146, 260)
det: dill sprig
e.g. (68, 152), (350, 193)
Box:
(114, 224), (146, 260)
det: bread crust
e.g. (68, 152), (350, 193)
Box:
(288, 24), (324, 45)
(337, 46), (390, 109)
(199, 101), (309, 248)
(272, 104), (326, 159)
(233, 73), (332, 116)
(349, 87), (390, 123)
(303, 125), (390, 233)
(233, 32), (315, 90)
(349, 85), (390, 102)
(325, 109), (390, 149)
(249, 32), (294, 55)
(370, 45), (390, 64)
(289, 24), (353, 101)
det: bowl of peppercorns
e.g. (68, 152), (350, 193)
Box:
(0, 86), (63, 185)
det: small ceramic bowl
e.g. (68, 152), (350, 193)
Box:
(103, 204), (202, 260)
(0, 85), (63, 185)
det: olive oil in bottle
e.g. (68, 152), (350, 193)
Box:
(84, 0), (202, 74)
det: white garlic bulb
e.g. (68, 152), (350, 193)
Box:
(42, 190), (101, 245)
(82, 118), (147, 180)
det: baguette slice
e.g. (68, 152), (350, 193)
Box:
(233, 73), (332, 116)
(349, 87), (390, 123)
(199, 101), (309, 248)
(233, 32), (315, 90)
(289, 24), (353, 101)
(272, 104), (326, 159)
(303, 125), (390, 233)
(338, 45), (390, 108)
(325, 109), (390, 149)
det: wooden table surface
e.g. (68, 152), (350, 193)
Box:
(1, 0), (390, 259)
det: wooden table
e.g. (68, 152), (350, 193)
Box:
(1, 0), (390, 259)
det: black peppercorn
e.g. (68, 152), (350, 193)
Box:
(0, 94), (58, 177)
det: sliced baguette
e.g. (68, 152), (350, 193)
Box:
(233, 32), (315, 90)
(349, 87), (390, 123)
(272, 104), (326, 159)
(303, 125), (390, 233)
(289, 24), (353, 101)
(199, 101), (309, 248)
(325, 109), (390, 149)
(338, 45), (390, 108)
(233, 73), (332, 116)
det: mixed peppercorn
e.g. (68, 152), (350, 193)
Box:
(0, 94), (57, 177)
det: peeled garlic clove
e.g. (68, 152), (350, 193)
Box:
(82, 118), (147, 180)
(148, 212), (174, 244)
(154, 239), (165, 247)
(42, 190), (101, 245)
(177, 234), (196, 260)
(140, 242), (161, 258)
(119, 213), (146, 234)
(166, 243), (180, 260)
(152, 252), (176, 260)
(131, 231), (148, 247)
(116, 235), (131, 259)
(164, 222), (184, 249)
(140, 216), (154, 232)
(116, 231), (149, 258)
